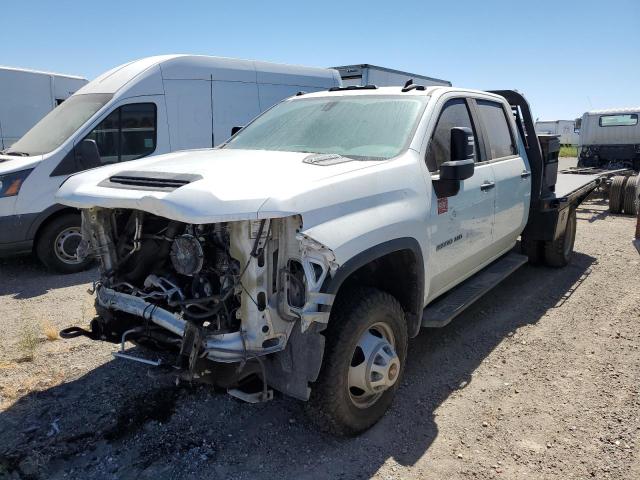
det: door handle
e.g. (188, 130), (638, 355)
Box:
(480, 181), (495, 191)
(520, 170), (531, 178)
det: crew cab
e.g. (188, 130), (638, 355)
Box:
(55, 85), (597, 435)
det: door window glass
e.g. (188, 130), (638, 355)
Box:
(476, 100), (516, 159)
(84, 103), (156, 164)
(426, 98), (478, 172)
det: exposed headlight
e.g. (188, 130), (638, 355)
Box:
(0, 169), (33, 198)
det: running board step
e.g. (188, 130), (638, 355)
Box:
(422, 252), (528, 328)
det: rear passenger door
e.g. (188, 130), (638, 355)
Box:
(426, 97), (496, 296)
(473, 99), (530, 249)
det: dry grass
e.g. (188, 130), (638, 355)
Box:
(42, 318), (60, 341)
(17, 322), (39, 362)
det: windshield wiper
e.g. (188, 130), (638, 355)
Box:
(3, 151), (30, 157)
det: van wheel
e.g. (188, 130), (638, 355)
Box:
(36, 213), (93, 274)
(609, 176), (627, 214)
(623, 176), (639, 215)
(307, 287), (407, 436)
(544, 208), (577, 268)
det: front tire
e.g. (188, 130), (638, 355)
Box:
(35, 213), (93, 274)
(308, 287), (408, 436)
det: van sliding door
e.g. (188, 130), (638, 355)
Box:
(163, 79), (213, 151)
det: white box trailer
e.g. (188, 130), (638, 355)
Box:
(0, 55), (341, 272)
(534, 119), (579, 146)
(333, 64), (450, 88)
(0, 67), (88, 149)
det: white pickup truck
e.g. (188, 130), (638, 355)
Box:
(56, 85), (599, 435)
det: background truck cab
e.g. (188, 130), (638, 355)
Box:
(0, 55), (341, 272)
(577, 107), (640, 171)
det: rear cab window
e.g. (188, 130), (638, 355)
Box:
(599, 114), (638, 127)
(476, 99), (517, 160)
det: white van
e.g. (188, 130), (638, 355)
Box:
(0, 55), (341, 272)
(535, 119), (579, 146)
(0, 66), (88, 149)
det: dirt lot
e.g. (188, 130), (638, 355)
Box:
(1, 168), (639, 479)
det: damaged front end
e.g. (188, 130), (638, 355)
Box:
(64, 207), (337, 401)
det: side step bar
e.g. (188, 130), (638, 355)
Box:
(422, 252), (528, 328)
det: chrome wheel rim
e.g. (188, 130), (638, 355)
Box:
(348, 322), (400, 409)
(54, 227), (83, 264)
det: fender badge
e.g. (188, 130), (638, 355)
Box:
(437, 197), (448, 215)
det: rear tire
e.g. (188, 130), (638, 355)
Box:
(307, 287), (408, 436)
(622, 175), (639, 215)
(544, 208), (577, 268)
(35, 213), (93, 274)
(521, 237), (544, 265)
(609, 175), (627, 214)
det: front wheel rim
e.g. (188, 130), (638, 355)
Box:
(348, 322), (400, 409)
(54, 227), (83, 265)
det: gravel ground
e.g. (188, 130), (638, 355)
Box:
(1, 163), (638, 479)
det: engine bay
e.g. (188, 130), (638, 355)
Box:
(68, 207), (337, 398)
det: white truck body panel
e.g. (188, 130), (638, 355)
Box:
(0, 67), (87, 148)
(578, 107), (640, 146)
(535, 120), (579, 146)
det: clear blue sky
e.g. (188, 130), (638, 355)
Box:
(3, 0), (638, 120)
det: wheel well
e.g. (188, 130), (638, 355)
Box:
(32, 207), (80, 249)
(331, 249), (424, 337)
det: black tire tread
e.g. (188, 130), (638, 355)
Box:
(544, 208), (577, 268)
(307, 287), (407, 436)
(623, 175), (639, 215)
(609, 176), (627, 214)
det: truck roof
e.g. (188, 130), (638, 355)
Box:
(0, 65), (86, 80)
(298, 86), (505, 100)
(77, 54), (340, 96)
(584, 107), (640, 116)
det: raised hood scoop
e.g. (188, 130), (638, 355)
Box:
(56, 148), (380, 224)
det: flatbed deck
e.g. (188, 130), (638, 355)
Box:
(554, 172), (601, 199)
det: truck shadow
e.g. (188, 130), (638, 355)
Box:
(0, 255), (96, 299)
(0, 252), (595, 479)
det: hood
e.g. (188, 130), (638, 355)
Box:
(0, 155), (43, 173)
(56, 148), (381, 223)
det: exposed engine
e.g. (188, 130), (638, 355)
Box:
(67, 207), (337, 398)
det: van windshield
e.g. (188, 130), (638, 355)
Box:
(224, 95), (428, 160)
(5, 93), (113, 156)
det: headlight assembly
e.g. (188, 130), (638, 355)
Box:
(0, 169), (33, 198)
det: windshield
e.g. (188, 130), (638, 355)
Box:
(6, 93), (113, 156)
(224, 95), (428, 160)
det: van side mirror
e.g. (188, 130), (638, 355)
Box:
(231, 126), (243, 136)
(432, 127), (475, 199)
(77, 139), (101, 170)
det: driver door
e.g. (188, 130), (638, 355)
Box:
(425, 97), (496, 298)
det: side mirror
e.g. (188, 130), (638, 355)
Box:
(432, 127), (475, 198)
(77, 139), (101, 170)
(231, 126), (243, 136)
